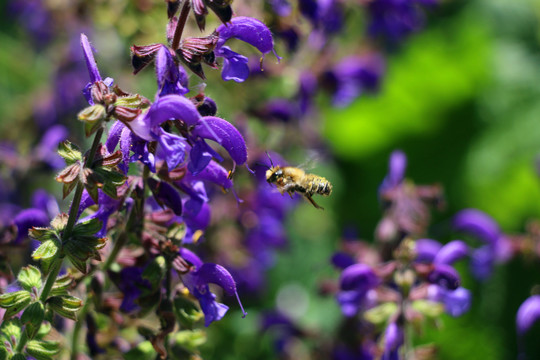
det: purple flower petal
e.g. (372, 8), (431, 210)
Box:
(453, 209), (500, 244)
(517, 295), (540, 335)
(193, 116), (248, 166)
(80, 33), (101, 83)
(331, 252), (356, 270)
(189, 161), (233, 189)
(470, 245), (494, 281)
(380, 150), (407, 191)
(216, 17), (274, 55)
(13, 208), (50, 243)
(427, 264), (460, 290)
(180, 247), (204, 269)
(155, 129), (187, 170)
(434, 240), (468, 265)
(219, 46), (250, 82)
(156, 45), (189, 96)
(35, 125), (68, 169)
(188, 141), (213, 175)
(148, 178), (183, 216)
(340, 264), (379, 292)
(196, 263), (238, 296)
(31, 190), (59, 219)
(384, 322), (403, 354)
(106, 121), (124, 153)
(415, 238), (442, 263)
(130, 95), (201, 141)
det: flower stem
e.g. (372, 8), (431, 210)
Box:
(70, 295), (91, 360)
(63, 127), (104, 238)
(171, 0), (191, 50)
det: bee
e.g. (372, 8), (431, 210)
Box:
(265, 155), (332, 210)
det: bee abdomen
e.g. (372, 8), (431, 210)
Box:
(306, 176), (332, 196)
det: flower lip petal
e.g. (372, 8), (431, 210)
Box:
(179, 247), (204, 269)
(427, 264), (460, 290)
(216, 16), (275, 55)
(148, 94), (201, 128)
(415, 238), (442, 263)
(193, 116), (248, 165)
(80, 33), (102, 83)
(453, 208), (500, 244)
(434, 240), (468, 265)
(340, 263), (379, 291)
(517, 295), (540, 335)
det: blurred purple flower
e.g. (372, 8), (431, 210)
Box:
(34, 125), (68, 169)
(367, 0), (437, 44)
(516, 295), (540, 335)
(453, 209), (510, 280)
(428, 285), (471, 317)
(380, 150), (407, 194)
(321, 55), (385, 108)
(337, 264), (380, 316)
(383, 322), (403, 360)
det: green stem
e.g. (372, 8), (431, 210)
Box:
(64, 127), (104, 238)
(70, 295), (91, 360)
(16, 127), (104, 354)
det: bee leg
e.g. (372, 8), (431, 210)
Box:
(288, 191), (294, 199)
(305, 194), (324, 210)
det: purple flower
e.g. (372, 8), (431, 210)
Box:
(155, 45), (189, 97)
(380, 150), (407, 194)
(516, 295), (540, 335)
(383, 322), (403, 360)
(367, 0), (437, 44)
(115, 266), (152, 313)
(34, 125), (68, 169)
(179, 248), (247, 326)
(428, 285), (471, 317)
(337, 264), (380, 316)
(80, 33), (114, 105)
(78, 190), (124, 237)
(215, 17), (277, 82)
(298, 0), (344, 37)
(13, 208), (49, 244)
(453, 209), (507, 280)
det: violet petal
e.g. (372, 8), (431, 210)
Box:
(193, 116), (248, 165)
(517, 295), (540, 335)
(434, 240), (468, 265)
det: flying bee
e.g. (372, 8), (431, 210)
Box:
(265, 155), (332, 210)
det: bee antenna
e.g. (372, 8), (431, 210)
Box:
(265, 151), (275, 168)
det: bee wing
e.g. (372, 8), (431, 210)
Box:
(297, 150), (323, 171)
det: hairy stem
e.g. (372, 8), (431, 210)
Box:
(171, 0), (191, 50)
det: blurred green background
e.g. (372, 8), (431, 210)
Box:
(2, 0), (540, 358)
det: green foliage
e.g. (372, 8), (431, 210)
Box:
(25, 340), (60, 360)
(17, 266), (42, 291)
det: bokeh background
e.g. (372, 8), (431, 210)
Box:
(1, 0), (540, 358)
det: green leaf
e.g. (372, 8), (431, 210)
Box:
(173, 296), (203, 329)
(0, 318), (21, 343)
(363, 302), (398, 326)
(73, 218), (103, 237)
(11, 354), (27, 360)
(25, 340), (60, 360)
(57, 141), (82, 165)
(412, 299), (445, 318)
(36, 322), (51, 339)
(173, 329), (207, 352)
(142, 256), (166, 291)
(50, 274), (72, 297)
(32, 239), (60, 261)
(123, 341), (155, 360)
(47, 296), (82, 321)
(78, 105), (106, 137)
(0, 291), (32, 319)
(21, 302), (45, 339)
(17, 265), (42, 291)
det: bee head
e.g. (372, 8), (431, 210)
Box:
(266, 167), (282, 183)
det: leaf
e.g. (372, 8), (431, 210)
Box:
(32, 240), (60, 261)
(73, 218), (103, 237)
(173, 296), (203, 329)
(50, 274), (73, 297)
(47, 296), (83, 321)
(0, 291), (32, 319)
(363, 302), (398, 326)
(21, 302), (45, 338)
(25, 340), (60, 360)
(57, 141), (82, 165)
(17, 265), (42, 291)
(173, 329), (207, 352)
